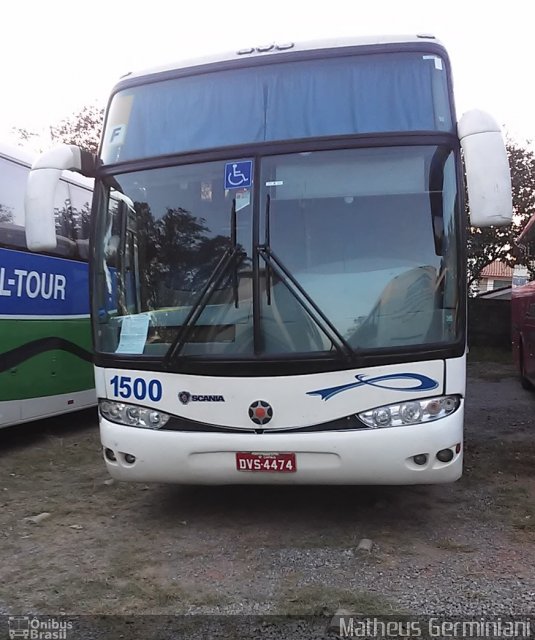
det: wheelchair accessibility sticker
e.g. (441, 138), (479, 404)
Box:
(225, 160), (253, 189)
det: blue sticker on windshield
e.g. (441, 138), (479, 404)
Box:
(225, 161), (253, 189)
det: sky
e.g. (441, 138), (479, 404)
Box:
(2, 0), (534, 150)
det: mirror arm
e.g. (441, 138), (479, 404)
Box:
(31, 144), (99, 178)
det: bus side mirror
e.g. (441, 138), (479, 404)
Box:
(24, 144), (97, 251)
(458, 109), (512, 228)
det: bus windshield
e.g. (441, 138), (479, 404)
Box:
(102, 52), (453, 163)
(93, 144), (460, 359)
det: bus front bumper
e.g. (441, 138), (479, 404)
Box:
(99, 406), (463, 485)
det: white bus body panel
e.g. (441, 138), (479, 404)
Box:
(100, 412), (463, 485)
(97, 358), (464, 484)
(0, 389), (96, 429)
(100, 360), (446, 428)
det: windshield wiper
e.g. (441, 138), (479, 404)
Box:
(257, 245), (355, 361)
(265, 194), (272, 306)
(163, 199), (244, 366)
(231, 197), (239, 309)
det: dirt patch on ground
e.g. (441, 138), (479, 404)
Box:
(0, 352), (534, 623)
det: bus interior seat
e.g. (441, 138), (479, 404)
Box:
(350, 265), (438, 348)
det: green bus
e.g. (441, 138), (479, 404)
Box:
(0, 142), (95, 428)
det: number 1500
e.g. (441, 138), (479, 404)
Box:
(110, 375), (163, 402)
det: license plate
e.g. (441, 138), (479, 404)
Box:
(236, 452), (297, 473)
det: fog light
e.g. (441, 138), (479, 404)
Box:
(124, 453), (136, 464)
(105, 448), (116, 462)
(413, 454), (428, 466)
(436, 448), (454, 463)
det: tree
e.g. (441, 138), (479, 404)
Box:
(466, 139), (535, 289)
(10, 127), (40, 148)
(50, 104), (104, 154)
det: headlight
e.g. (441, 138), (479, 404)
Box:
(99, 400), (170, 429)
(358, 395), (460, 428)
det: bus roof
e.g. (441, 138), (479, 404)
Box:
(0, 140), (93, 191)
(114, 34), (446, 89)
(0, 141), (35, 166)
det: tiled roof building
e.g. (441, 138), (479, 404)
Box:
(480, 261), (513, 278)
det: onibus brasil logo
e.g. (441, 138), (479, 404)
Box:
(8, 616), (72, 639)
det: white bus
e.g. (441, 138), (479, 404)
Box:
(0, 142), (95, 428)
(25, 36), (512, 483)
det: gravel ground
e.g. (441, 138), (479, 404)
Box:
(0, 354), (533, 638)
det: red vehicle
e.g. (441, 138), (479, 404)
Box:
(512, 215), (535, 390)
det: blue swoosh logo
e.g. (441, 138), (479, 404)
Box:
(307, 373), (439, 401)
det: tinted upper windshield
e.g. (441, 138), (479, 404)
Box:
(93, 145), (460, 359)
(102, 52), (452, 163)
